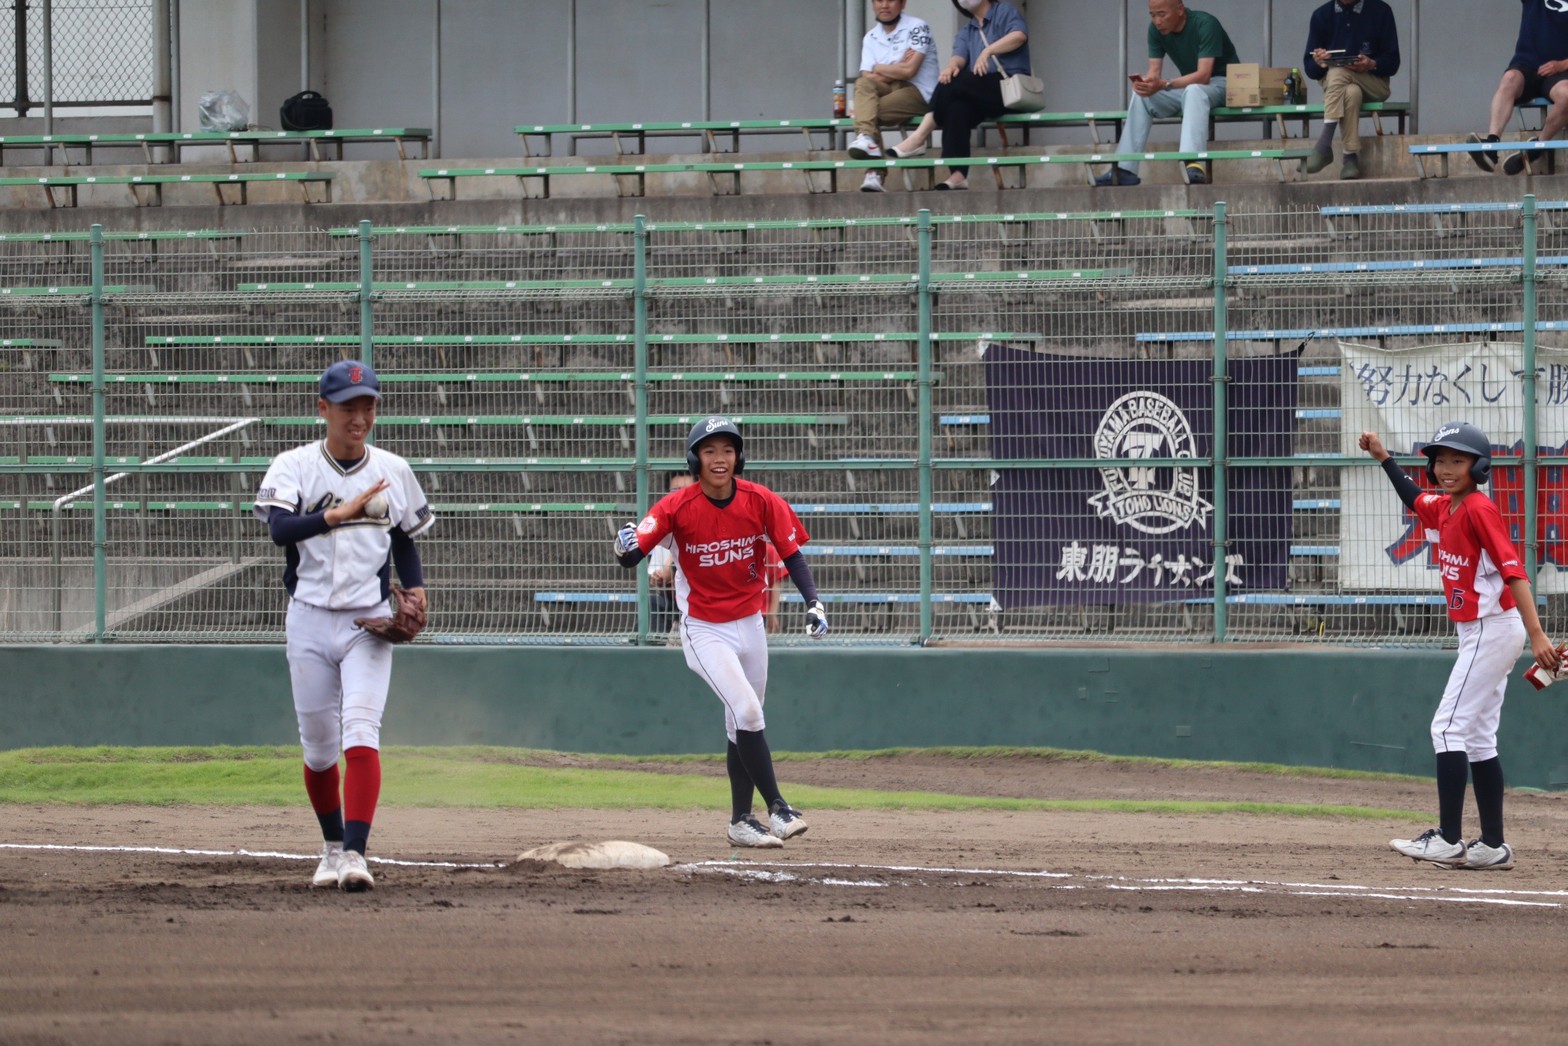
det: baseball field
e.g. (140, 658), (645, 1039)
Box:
(4, 746), (1568, 1044)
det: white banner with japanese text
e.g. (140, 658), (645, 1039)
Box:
(1338, 341), (1568, 593)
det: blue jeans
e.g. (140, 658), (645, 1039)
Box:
(1114, 78), (1227, 175)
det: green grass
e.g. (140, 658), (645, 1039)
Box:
(0, 745), (1426, 820)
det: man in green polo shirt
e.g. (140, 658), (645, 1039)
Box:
(1098, 0), (1239, 187)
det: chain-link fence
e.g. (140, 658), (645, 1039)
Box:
(2, 0), (154, 115)
(1, 201), (1565, 647)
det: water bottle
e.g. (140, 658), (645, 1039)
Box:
(833, 79), (847, 119)
(1291, 67), (1304, 104)
(1283, 69), (1297, 106)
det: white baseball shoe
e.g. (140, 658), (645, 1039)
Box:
(311, 842), (345, 888)
(1460, 839), (1515, 870)
(847, 134), (882, 159)
(768, 800), (808, 840)
(1390, 827), (1465, 865)
(727, 815), (783, 848)
(337, 849), (375, 891)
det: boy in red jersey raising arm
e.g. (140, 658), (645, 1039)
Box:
(1361, 423), (1561, 870)
(615, 417), (829, 848)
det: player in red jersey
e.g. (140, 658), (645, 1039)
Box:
(615, 417), (828, 848)
(1362, 423), (1561, 870)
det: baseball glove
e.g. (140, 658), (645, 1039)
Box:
(354, 585), (427, 643)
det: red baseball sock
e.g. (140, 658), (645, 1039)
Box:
(303, 762), (344, 843)
(343, 746), (381, 853)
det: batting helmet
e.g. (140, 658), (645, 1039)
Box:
(1423, 421), (1492, 486)
(686, 416), (745, 478)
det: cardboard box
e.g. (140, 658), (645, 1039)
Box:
(1226, 64), (1291, 107)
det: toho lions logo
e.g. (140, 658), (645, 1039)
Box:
(1086, 391), (1212, 535)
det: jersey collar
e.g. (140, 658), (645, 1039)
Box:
(317, 439), (372, 477)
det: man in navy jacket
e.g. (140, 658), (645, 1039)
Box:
(1301, 0), (1400, 181)
(1468, 0), (1568, 175)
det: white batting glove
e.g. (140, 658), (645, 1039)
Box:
(804, 599), (829, 639)
(613, 521), (639, 557)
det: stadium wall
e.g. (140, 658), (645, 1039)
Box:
(6, 645), (1565, 789)
(165, 0), (1503, 156)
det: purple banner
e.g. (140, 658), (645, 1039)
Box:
(983, 345), (1298, 608)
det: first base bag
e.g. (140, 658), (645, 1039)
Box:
(280, 90), (333, 131)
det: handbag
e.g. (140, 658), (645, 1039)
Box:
(977, 26), (1044, 112)
(280, 90), (333, 131)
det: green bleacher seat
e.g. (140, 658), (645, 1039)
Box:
(0, 171), (333, 207)
(0, 128), (430, 165)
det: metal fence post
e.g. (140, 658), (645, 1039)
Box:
(1211, 201), (1229, 643)
(91, 222), (106, 642)
(358, 219), (374, 367)
(1522, 193), (1540, 585)
(633, 214), (650, 644)
(917, 208), (934, 645)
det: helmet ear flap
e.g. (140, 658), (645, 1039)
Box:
(1471, 457), (1490, 485)
(686, 449), (701, 477)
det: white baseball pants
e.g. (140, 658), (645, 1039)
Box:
(1432, 608), (1526, 762)
(681, 613), (769, 742)
(286, 598), (394, 771)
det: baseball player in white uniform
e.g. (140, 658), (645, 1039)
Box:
(615, 417), (829, 848)
(253, 360), (435, 891)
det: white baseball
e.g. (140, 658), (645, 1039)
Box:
(365, 493), (389, 519)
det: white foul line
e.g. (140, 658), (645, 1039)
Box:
(0, 842), (506, 869)
(2, 843), (1561, 908)
(677, 859), (1568, 909)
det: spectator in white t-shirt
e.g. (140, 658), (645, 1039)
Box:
(848, 0), (939, 193)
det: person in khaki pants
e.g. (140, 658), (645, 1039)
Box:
(1302, 0), (1401, 180)
(847, 0), (938, 191)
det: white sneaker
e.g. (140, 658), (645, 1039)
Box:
(847, 134), (882, 159)
(890, 140), (927, 158)
(337, 849), (375, 891)
(1390, 827), (1465, 865)
(1461, 839), (1515, 870)
(860, 171), (885, 193)
(727, 815), (783, 848)
(311, 842), (344, 888)
(768, 800), (808, 840)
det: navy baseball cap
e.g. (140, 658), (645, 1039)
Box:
(319, 359), (381, 402)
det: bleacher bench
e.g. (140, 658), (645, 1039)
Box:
(515, 113), (1131, 157)
(1320, 200), (1568, 237)
(420, 149), (1308, 199)
(0, 128), (431, 165)
(512, 104), (1408, 158)
(1135, 321), (1568, 346)
(0, 171), (333, 207)
(1410, 138), (1568, 179)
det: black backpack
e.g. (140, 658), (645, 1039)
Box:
(280, 90), (333, 131)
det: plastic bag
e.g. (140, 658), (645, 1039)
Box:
(198, 89), (251, 131)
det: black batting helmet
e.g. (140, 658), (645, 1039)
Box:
(1423, 421), (1492, 485)
(686, 416), (745, 477)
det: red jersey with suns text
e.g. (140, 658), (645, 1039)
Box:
(633, 478), (808, 623)
(1411, 490), (1526, 622)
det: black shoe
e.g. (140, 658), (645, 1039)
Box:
(1466, 132), (1498, 173)
(1093, 167), (1141, 187)
(1503, 142), (1546, 176)
(1184, 163), (1208, 185)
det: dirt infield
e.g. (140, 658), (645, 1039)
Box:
(5, 755), (1568, 1044)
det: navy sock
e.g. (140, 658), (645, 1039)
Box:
(316, 808), (344, 844)
(343, 819), (372, 856)
(734, 729), (784, 811)
(726, 741), (756, 822)
(1435, 751), (1470, 843)
(1470, 757), (1506, 847)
